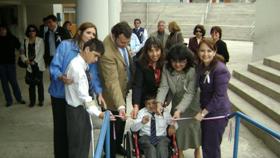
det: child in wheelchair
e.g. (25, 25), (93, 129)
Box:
(130, 95), (178, 158)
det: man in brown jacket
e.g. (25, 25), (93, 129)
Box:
(99, 21), (132, 157)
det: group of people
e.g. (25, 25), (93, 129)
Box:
(0, 15), (231, 158)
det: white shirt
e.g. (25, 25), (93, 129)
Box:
(130, 33), (144, 56)
(65, 54), (101, 116)
(131, 108), (176, 137)
(48, 26), (57, 56)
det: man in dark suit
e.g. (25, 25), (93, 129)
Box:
(44, 14), (71, 66)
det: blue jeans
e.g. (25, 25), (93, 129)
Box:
(0, 64), (23, 104)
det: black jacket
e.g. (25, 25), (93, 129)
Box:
(132, 61), (162, 108)
(216, 39), (229, 63)
(0, 35), (20, 64)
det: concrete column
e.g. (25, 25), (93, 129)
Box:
(252, 0), (280, 61)
(17, 4), (27, 40)
(76, 0), (109, 40)
(108, 0), (121, 29)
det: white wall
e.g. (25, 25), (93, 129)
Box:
(252, 0), (280, 61)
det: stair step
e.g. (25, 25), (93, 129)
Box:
(229, 78), (280, 124)
(228, 90), (280, 157)
(233, 70), (280, 102)
(264, 55), (280, 71)
(248, 62), (280, 84)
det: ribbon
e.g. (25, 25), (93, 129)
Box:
(203, 70), (210, 84)
(114, 114), (229, 121)
(113, 122), (116, 140)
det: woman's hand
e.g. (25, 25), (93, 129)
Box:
(173, 110), (181, 119)
(194, 108), (209, 121)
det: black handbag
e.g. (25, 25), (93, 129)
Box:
(25, 64), (41, 85)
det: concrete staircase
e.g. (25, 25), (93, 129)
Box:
(228, 55), (280, 157)
(205, 3), (255, 41)
(120, 2), (206, 38)
(120, 2), (255, 41)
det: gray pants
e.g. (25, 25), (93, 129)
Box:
(66, 105), (91, 158)
(139, 135), (170, 158)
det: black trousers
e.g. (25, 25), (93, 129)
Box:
(66, 105), (91, 158)
(105, 110), (126, 158)
(0, 64), (23, 104)
(28, 71), (44, 105)
(51, 96), (68, 158)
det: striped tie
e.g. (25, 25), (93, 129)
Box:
(150, 112), (159, 145)
(85, 68), (94, 98)
(121, 48), (131, 81)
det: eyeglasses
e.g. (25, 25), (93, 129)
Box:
(29, 29), (36, 33)
(195, 30), (202, 33)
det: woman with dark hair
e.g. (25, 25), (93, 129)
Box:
(49, 22), (104, 158)
(131, 36), (165, 118)
(188, 24), (206, 57)
(165, 21), (184, 51)
(0, 24), (26, 107)
(20, 24), (45, 107)
(156, 44), (201, 158)
(63, 21), (73, 37)
(195, 39), (231, 158)
(210, 26), (229, 63)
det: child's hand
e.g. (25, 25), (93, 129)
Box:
(141, 115), (149, 124)
(168, 125), (176, 136)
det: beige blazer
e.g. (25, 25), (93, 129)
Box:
(99, 35), (133, 111)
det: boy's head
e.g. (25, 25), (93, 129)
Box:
(81, 38), (105, 64)
(144, 95), (157, 112)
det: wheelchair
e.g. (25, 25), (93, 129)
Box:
(123, 130), (179, 158)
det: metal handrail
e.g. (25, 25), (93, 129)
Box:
(94, 111), (111, 158)
(229, 111), (280, 158)
(201, 2), (211, 25)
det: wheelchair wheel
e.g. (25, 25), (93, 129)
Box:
(124, 131), (133, 158)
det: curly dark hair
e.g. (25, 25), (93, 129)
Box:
(166, 43), (194, 72)
(139, 36), (165, 69)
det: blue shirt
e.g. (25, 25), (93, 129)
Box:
(48, 39), (102, 98)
